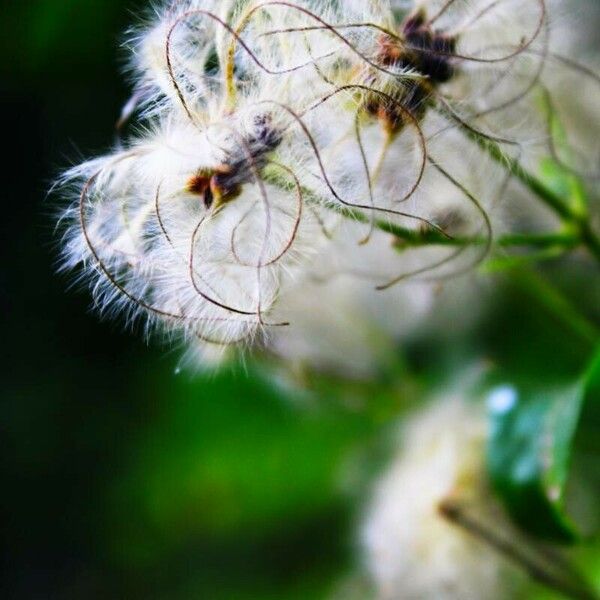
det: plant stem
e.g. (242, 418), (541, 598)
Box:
(440, 499), (599, 600)
(511, 268), (600, 347)
(579, 220), (600, 262)
(469, 134), (600, 263)
(338, 204), (578, 250)
(265, 169), (582, 252)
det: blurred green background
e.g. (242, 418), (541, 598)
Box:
(1, 2), (599, 599)
(1, 2), (366, 597)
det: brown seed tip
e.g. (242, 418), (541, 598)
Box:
(187, 172), (211, 196)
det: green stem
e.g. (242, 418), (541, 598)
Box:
(511, 268), (600, 347)
(265, 171), (583, 253)
(338, 204), (578, 250)
(469, 134), (600, 263)
(579, 220), (600, 262)
(440, 499), (599, 600)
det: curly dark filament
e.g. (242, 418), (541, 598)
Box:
(154, 182), (235, 305)
(303, 29), (338, 88)
(152, 132), (281, 325)
(543, 50), (600, 87)
(480, 52), (521, 98)
(223, 123), (277, 325)
(471, 48), (546, 118)
(185, 117), (282, 326)
(430, 28), (594, 168)
(434, 95), (521, 147)
(81, 168), (230, 324)
(256, 97), (446, 236)
(259, 21), (400, 41)
(476, 7), (550, 107)
(450, 0), (546, 64)
(188, 214), (265, 317)
(176, 295), (259, 344)
(541, 86), (600, 181)
(428, 0), (460, 26)
(179, 126), (269, 320)
(166, 7), (340, 124)
(258, 0), (545, 66)
(308, 204), (333, 239)
(165, 13), (205, 125)
(187, 175), (275, 324)
(532, 51), (600, 179)
(235, 2), (427, 81)
(527, 49), (600, 169)
(457, 0), (504, 31)
(431, 0), (546, 56)
(299, 86), (431, 204)
(376, 156), (493, 289)
(195, 327), (253, 347)
(79, 165), (290, 332)
(450, 11), (550, 119)
(424, 90), (520, 144)
(353, 110), (376, 245)
(229, 203), (256, 265)
(267, 29), (539, 66)
(154, 182), (174, 247)
(230, 160), (304, 268)
(376, 245), (470, 289)
(426, 156), (493, 278)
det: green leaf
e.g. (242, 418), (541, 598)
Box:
(540, 157), (588, 218)
(538, 90), (589, 218)
(487, 347), (600, 543)
(482, 248), (566, 274)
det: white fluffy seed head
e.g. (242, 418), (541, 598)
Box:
(268, 220), (437, 377)
(362, 396), (523, 600)
(57, 0), (596, 368)
(59, 106), (325, 355)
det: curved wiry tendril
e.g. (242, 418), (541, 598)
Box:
(435, 0), (547, 65)
(154, 182), (241, 306)
(378, 245), (471, 289)
(257, 0), (546, 66)
(257, 96), (446, 235)
(259, 22), (400, 42)
(233, 2), (426, 79)
(219, 121), (275, 325)
(434, 95), (521, 147)
(166, 7), (340, 123)
(540, 86), (600, 181)
(448, 11), (550, 119)
(424, 157), (493, 278)
(181, 115), (292, 326)
(195, 328), (253, 347)
(299, 86), (432, 206)
(469, 50), (546, 118)
(376, 156), (493, 289)
(188, 214), (264, 317)
(428, 0), (461, 26)
(80, 167), (262, 326)
(175, 293), (259, 345)
(353, 111), (376, 245)
(154, 182), (174, 247)
(80, 168), (179, 320)
(456, 0), (504, 31)
(230, 161), (304, 268)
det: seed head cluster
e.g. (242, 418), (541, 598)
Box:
(57, 0), (597, 366)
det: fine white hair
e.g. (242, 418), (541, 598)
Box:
(57, 0), (594, 368)
(361, 396), (522, 599)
